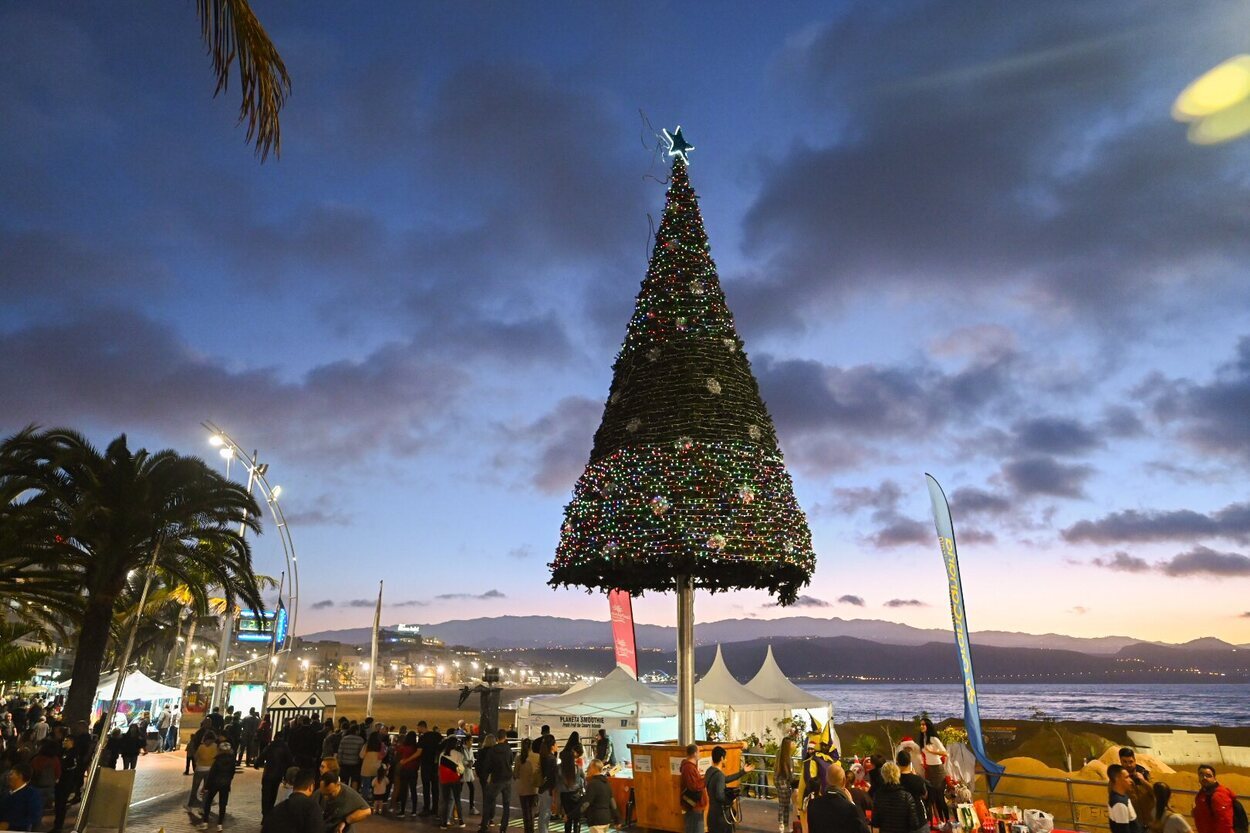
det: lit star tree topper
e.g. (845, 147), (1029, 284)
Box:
(662, 125), (695, 163)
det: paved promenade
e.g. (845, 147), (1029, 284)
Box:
(75, 750), (777, 833)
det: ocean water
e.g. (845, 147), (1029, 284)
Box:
(804, 683), (1250, 726)
(655, 683), (1250, 726)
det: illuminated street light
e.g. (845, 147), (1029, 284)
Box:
(201, 421), (301, 711)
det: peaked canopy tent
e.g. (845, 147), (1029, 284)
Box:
(561, 679), (593, 696)
(518, 667), (705, 763)
(696, 645), (791, 742)
(57, 670), (182, 726)
(746, 646), (836, 746)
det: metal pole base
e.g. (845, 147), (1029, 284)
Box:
(676, 575), (695, 746)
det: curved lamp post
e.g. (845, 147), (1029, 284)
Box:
(201, 421), (300, 710)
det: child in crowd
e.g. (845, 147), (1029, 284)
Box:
(371, 768), (392, 815)
(278, 765), (300, 806)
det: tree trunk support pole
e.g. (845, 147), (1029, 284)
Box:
(677, 574), (695, 746)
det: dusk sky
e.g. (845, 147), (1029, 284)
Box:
(4, 2), (1250, 644)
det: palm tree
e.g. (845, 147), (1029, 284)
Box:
(0, 426), (266, 724)
(195, 0), (292, 160)
(109, 568), (280, 680)
(0, 622), (49, 699)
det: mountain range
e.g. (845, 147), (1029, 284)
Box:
(496, 635), (1250, 683)
(302, 614), (1249, 654)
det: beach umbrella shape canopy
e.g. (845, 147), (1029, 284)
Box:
(549, 145), (816, 605)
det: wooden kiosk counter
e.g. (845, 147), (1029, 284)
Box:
(628, 741), (744, 833)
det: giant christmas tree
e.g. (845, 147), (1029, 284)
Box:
(550, 130), (816, 608)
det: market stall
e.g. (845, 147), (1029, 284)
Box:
(58, 670), (181, 730)
(519, 667), (705, 762)
(745, 645), (836, 743)
(696, 645), (792, 741)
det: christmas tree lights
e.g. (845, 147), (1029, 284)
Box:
(549, 146), (815, 605)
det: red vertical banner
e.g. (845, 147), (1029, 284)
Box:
(608, 589), (638, 677)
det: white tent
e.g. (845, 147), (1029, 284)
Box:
(696, 645), (791, 742)
(519, 667), (705, 763)
(58, 670), (182, 703)
(561, 678), (594, 696)
(745, 645), (835, 743)
(58, 670), (182, 727)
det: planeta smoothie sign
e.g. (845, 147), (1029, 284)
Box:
(529, 713), (638, 731)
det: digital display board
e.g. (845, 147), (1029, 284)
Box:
(237, 605), (288, 644)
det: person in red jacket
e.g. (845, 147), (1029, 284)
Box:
(680, 744), (707, 833)
(1193, 765), (1236, 833)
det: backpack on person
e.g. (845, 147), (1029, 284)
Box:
(1231, 794), (1248, 833)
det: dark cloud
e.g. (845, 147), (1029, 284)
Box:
(1062, 501), (1250, 544)
(837, 594), (866, 607)
(497, 396), (601, 494)
(1100, 406), (1145, 439)
(0, 227), (170, 305)
(1088, 546), (1250, 578)
(1011, 417), (1103, 456)
(507, 546), (534, 560)
(777, 595), (831, 608)
(434, 589), (507, 601)
(0, 310), (464, 464)
(869, 518), (931, 548)
(757, 347), (1016, 458)
(1142, 337), (1250, 462)
(310, 600), (335, 610)
(1160, 546), (1250, 578)
(832, 480), (932, 548)
(206, 62), (650, 363)
(832, 481), (905, 515)
(949, 487), (1012, 517)
(283, 494), (353, 528)
(388, 600), (428, 608)
(346, 599), (375, 608)
(1091, 551), (1150, 573)
(741, 3), (1250, 328)
(1000, 457), (1094, 498)
(884, 598), (927, 608)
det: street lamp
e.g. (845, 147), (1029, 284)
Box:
(200, 421), (301, 713)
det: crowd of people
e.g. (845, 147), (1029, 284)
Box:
(0, 695), (97, 833)
(4, 694), (1249, 833)
(744, 730), (1250, 833)
(248, 717), (623, 833)
(1106, 748), (1246, 833)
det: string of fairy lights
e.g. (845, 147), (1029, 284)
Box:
(550, 131), (816, 606)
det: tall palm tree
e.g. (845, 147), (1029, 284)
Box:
(0, 426), (265, 724)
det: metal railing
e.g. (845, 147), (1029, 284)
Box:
(981, 770), (1250, 833)
(733, 752), (1250, 833)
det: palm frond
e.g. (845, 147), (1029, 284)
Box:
(196, 0), (292, 160)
